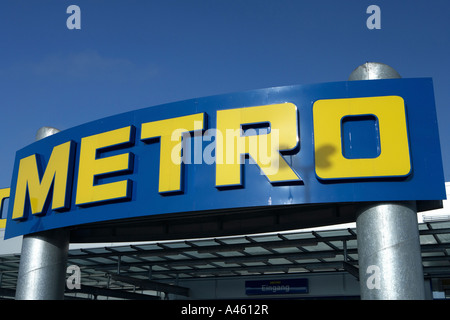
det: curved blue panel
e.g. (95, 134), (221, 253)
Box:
(4, 78), (446, 239)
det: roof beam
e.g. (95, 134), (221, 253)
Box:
(111, 274), (189, 297)
(65, 284), (160, 300)
(342, 262), (359, 280)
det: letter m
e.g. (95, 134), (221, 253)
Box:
(12, 141), (75, 220)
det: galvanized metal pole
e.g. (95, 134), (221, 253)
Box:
(350, 63), (425, 300)
(15, 127), (70, 300)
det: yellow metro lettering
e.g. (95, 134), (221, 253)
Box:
(0, 188), (10, 228)
(141, 113), (205, 193)
(216, 103), (301, 187)
(313, 96), (411, 179)
(9, 98), (410, 224)
(12, 141), (75, 220)
(75, 126), (134, 206)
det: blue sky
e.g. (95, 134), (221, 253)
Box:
(0, 0), (449, 189)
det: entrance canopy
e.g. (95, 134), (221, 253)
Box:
(0, 220), (449, 299)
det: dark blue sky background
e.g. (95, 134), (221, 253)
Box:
(0, 0), (449, 188)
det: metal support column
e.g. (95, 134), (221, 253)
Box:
(356, 202), (424, 299)
(350, 63), (425, 300)
(15, 127), (70, 300)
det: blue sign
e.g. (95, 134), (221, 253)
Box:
(245, 279), (309, 295)
(4, 78), (446, 239)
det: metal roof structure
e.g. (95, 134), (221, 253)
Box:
(0, 220), (449, 300)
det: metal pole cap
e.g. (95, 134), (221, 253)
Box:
(348, 62), (401, 81)
(35, 126), (60, 141)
